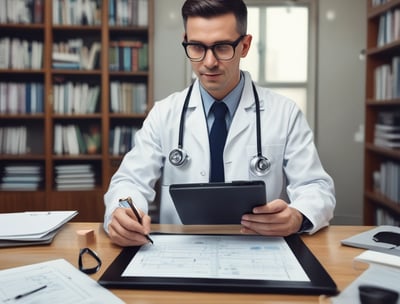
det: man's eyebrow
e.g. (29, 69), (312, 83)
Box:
(186, 39), (235, 44)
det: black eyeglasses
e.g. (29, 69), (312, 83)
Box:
(78, 247), (102, 274)
(182, 35), (246, 62)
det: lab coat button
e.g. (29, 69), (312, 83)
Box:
(200, 171), (206, 176)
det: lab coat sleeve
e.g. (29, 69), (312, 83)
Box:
(103, 100), (166, 233)
(283, 105), (336, 234)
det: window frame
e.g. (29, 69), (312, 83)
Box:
(243, 0), (317, 130)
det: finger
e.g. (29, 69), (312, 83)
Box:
(108, 210), (149, 246)
(109, 223), (150, 247)
(242, 210), (285, 224)
(141, 214), (152, 234)
(241, 220), (292, 236)
(253, 199), (286, 214)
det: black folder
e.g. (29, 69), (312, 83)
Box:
(99, 233), (338, 295)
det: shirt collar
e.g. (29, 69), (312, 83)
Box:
(200, 72), (245, 118)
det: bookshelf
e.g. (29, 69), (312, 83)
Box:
(0, 0), (154, 221)
(364, 0), (400, 225)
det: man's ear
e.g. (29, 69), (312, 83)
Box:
(240, 34), (252, 58)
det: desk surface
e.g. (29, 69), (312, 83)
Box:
(0, 223), (371, 303)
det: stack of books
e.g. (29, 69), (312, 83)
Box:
(0, 38), (43, 69)
(110, 81), (147, 114)
(374, 111), (400, 149)
(52, 40), (101, 70)
(52, 0), (101, 25)
(0, 0), (44, 24)
(109, 125), (138, 156)
(54, 164), (96, 190)
(374, 161), (400, 204)
(108, 40), (148, 72)
(108, 0), (148, 26)
(0, 164), (42, 190)
(0, 82), (44, 114)
(53, 124), (101, 155)
(52, 82), (100, 114)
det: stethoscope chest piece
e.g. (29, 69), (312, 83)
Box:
(169, 148), (188, 167)
(250, 155), (271, 176)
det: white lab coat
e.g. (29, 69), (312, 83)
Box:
(104, 71), (335, 234)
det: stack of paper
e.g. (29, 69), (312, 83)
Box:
(0, 210), (78, 247)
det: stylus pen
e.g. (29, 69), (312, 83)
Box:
(7, 285), (47, 300)
(119, 198), (154, 244)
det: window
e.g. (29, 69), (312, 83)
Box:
(242, 0), (316, 128)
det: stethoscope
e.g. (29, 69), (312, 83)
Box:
(168, 82), (271, 176)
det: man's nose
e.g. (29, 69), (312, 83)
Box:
(203, 48), (218, 67)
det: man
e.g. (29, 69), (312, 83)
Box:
(104, 0), (335, 247)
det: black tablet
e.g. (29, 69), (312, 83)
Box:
(169, 181), (266, 225)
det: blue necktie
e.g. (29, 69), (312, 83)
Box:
(209, 102), (228, 182)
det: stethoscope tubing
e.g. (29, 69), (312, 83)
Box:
(169, 81), (270, 176)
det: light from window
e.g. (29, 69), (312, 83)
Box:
(241, 5), (309, 114)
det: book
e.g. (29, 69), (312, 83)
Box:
(81, 42), (101, 70)
(52, 52), (80, 63)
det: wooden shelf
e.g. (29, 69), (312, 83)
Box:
(368, 0), (400, 17)
(364, 0), (400, 225)
(0, 0), (154, 222)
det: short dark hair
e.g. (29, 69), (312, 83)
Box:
(181, 0), (247, 35)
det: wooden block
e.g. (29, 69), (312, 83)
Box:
(76, 229), (95, 248)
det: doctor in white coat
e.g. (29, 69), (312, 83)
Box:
(104, 0), (335, 247)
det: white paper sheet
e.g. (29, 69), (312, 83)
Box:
(122, 234), (310, 281)
(0, 259), (124, 304)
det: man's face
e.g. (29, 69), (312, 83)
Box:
(185, 13), (252, 100)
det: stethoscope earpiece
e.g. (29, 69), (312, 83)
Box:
(169, 81), (270, 176)
(169, 148), (188, 167)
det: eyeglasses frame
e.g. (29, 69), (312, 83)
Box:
(182, 35), (246, 62)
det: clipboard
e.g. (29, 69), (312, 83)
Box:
(98, 233), (338, 295)
(169, 181), (266, 224)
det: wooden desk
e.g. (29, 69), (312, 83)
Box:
(0, 223), (371, 303)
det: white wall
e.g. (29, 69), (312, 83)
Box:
(154, 0), (186, 101)
(154, 0), (367, 225)
(316, 0), (366, 225)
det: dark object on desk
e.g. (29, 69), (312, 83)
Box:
(372, 231), (400, 247)
(169, 181), (266, 224)
(359, 285), (399, 304)
(98, 233), (338, 295)
(79, 247), (102, 274)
